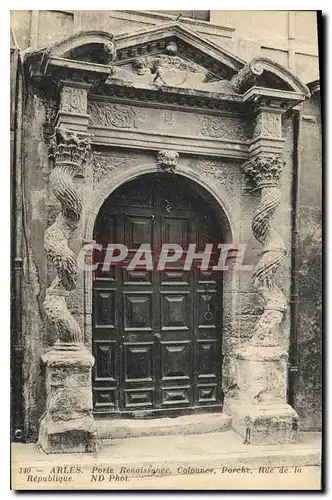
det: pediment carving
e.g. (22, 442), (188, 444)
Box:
(24, 23), (310, 111)
(107, 41), (237, 93)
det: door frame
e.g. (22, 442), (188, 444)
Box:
(91, 172), (226, 416)
(83, 159), (241, 419)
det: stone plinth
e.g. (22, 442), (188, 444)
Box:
(226, 346), (299, 445)
(38, 345), (97, 454)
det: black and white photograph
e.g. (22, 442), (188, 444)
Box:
(9, 8), (322, 490)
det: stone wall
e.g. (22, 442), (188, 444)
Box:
(294, 94), (322, 431)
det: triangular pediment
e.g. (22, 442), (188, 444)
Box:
(25, 23), (310, 102)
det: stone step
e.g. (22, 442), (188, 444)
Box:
(96, 413), (232, 439)
(11, 432), (321, 490)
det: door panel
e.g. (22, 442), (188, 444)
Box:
(93, 173), (223, 416)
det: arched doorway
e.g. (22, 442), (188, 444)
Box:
(92, 173), (229, 418)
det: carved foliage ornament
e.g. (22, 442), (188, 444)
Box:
(90, 153), (133, 185)
(242, 154), (283, 189)
(157, 150), (179, 173)
(199, 161), (235, 194)
(88, 102), (137, 129)
(200, 116), (249, 142)
(60, 86), (88, 115)
(253, 113), (282, 140)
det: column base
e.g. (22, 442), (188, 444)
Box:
(38, 344), (97, 454)
(225, 345), (299, 445)
(228, 401), (299, 445)
(38, 414), (97, 454)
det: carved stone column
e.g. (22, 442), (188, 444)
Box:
(38, 127), (97, 453)
(226, 151), (298, 445)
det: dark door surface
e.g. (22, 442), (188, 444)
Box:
(92, 173), (223, 417)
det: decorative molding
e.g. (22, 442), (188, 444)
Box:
(157, 150), (179, 173)
(242, 153), (287, 346)
(253, 113), (282, 139)
(44, 128), (91, 345)
(90, 153), (132, 185)
(200, 115), (249, 142)
(199, 161), (235, 193)
(231, 57), (310, 97)
(88, 102), (138, 128)
(60, 86), (88, 114)
(93, 83), (243, 113)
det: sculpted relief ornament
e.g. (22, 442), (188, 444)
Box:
(44, 128), (91, 345)
(198, 160), (235, 194)
(200, 116), (249, 142)
(90, 152), (133, 185)
(157, 150), (179, 173)
(242, 154), (287, 346)
(88, 102), (137, 129)
(60, 86), (88, 115)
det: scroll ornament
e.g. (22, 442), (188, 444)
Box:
(231, 59), (264, 94)
(44, 129), (91, 344)
(242, 154), (287, 346)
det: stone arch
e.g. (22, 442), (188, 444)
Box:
(84, 161), (237, 243)
(83, 159), (240, 347)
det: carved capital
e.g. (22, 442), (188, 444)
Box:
(49, 128), (91, 174)
(242, 154), (283, 189)
(157, 150), (179, 173)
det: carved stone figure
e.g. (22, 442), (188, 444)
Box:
(103, 39), (116, 65)
(157, 150), (179, 173)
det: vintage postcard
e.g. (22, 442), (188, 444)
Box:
(10, 9), (322, 490)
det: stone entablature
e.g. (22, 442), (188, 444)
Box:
(87, 100), (251, 142)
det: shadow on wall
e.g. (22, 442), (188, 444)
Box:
(296, 220), (322, 431)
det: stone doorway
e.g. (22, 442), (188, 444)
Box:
(92, 173), (226, 418)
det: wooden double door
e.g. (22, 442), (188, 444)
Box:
(92, 173), (223, 417)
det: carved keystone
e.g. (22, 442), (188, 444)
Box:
(157, 150), (179, 173)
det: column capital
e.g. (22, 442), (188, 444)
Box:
(242, 153), (284, 190)
(49, 128), (92, 176)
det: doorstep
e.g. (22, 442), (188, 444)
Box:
(96, 412), (232, 439)
(11, 431), (321, 490)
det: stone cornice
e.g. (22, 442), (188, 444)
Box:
(25, 29), (310, 130)
(119, 10), (235, 37)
